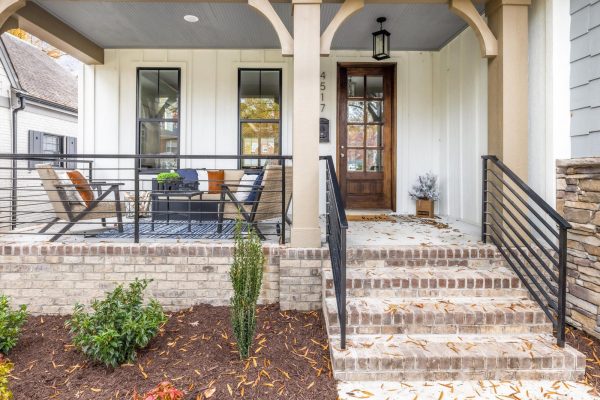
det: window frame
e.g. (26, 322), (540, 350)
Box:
(135, 67), (182, 172)
(28, 130), (77, 169)
(237, 68), (283, 168)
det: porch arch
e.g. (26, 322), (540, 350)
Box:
(248, 0), (294, 56)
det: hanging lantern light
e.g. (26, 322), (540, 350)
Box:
(372, 17), (391, 61)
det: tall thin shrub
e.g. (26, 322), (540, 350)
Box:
(230, 222), (265, 359)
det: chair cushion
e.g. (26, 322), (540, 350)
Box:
(207, 170), (224, 194)
(236, 173), (259, 202)
(245, 170), (265, 205)
(67, 170), (95, 207)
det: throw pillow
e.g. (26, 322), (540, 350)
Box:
(66, 170), (95, 207)
(197, 169), (209, 192)
(236, 174), (259, 202)
(207, 170), (225, 194)
(56, 171), (85, 205)
(245, 171), (265, 205)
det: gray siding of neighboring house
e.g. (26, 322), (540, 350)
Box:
(571, 0), (600, 157)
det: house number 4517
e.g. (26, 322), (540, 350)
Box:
(320, 72), (326, 113)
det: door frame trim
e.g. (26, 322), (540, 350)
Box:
(336, 62), (397, 211)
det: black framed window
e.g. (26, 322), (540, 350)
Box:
(137, 68), (180, 170)
(238, 69), (282, 167)
(28, 130), (76, 168)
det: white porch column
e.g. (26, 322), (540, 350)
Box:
(291, 0), (321, 248)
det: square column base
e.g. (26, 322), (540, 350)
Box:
(291, 227), (322, 248)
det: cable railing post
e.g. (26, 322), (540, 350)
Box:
(340, 224), (346, 350)
(134, 157), (140, 244)
(10, 156), (17, 230)
(557, 226), (568, 347)
(482, 157), (488, 243)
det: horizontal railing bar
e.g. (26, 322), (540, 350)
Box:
(486, 188), (560, 260)
(487, 179), (560, 245)
(487, 211), (559, 294)
(0, 153), (293, 160)
(489, 235), (558, 326)
(483, 155), (571, 229)
(487, 222), (558, 311)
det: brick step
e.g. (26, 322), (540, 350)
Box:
(325, 297), (552, 336)
(329, 333), (585, 381)
(344, 245), (500, 264)
(323, 265), (526, 298)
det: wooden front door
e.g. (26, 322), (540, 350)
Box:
(338, 64), (395, 209)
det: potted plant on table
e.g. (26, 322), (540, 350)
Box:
(409, 172), (439, 218)
(156, 171), (183, 191)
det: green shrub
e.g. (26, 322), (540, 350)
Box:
(0, 295), (27, 354)
(230, 223), (265, 359)
(67, 279), (167, 368)
(0, 357), (13, 400)
(156, 172), (181, 184)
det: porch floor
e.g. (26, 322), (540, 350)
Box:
(0, 214), (480, 246)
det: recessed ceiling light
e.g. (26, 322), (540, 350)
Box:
(184, 15), (199, 23)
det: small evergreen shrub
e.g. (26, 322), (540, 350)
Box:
(133, 382), (184, 400)
(0, 357), (13, 400)
(67, 279), (167, 368)
(230, 223), (265, 359)
(0, 295), (27, 354)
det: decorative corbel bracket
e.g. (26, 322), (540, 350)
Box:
(449, 0), (498, 58)
(0, 0), (25, 28)
(320, 0), (364, 56)
(248, 0), (294, 56)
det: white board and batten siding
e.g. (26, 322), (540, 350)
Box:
(79, 29), (488, 222)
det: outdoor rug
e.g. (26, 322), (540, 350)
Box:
(93, 220), (245, 240)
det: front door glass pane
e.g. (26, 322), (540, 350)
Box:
(347, 149), (364, 172)
(348, 101), (364, 123)
(366, 149), (382, 172)
(348, 76), (364, 98)
(366, 125), (382, 147)
(366, 76), (383, 98)
(347, 125), (364, 147)
(366, 101), (383, 123)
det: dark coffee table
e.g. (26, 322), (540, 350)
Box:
(150, 190), (204, 232)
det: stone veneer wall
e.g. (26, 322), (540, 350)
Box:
(0, 243), (325, 314)
(557, 158), (600, 338)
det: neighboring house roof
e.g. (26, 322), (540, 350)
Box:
(0, 33), (77, 111)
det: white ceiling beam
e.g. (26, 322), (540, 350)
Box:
(248, 0), (294, 56)
(449, 0), (497, 58)
(12, 2), (104, 64)
(0, 0), (24, 27)
(320, 0), (364, 56)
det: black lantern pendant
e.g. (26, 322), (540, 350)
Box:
(372, 17), (391, 61)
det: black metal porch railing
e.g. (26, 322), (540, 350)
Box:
(321, 155), (348, 349)
(482, 155), (571, 347)
(0, 153), (292, 243)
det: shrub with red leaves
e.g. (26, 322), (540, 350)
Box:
(133, 382), (184, 400)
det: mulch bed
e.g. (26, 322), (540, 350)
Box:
(6, 304), (338, 400)
(566, 325), (600, 395)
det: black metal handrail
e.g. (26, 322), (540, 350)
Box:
(320, 155), (348, 349)
(482, 155), (571, 347)
(0, 153), (292, 244)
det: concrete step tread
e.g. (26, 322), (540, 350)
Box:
(330, 333), (585, 365)
(326, 296), (545, 316)
(324, 265), (515, 279)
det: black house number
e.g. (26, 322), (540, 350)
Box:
(320, 72), (326, 113)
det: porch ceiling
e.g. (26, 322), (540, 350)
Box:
(32, 1), (482, 51)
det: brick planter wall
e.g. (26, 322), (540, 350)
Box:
(0, 243), (326, 314)
(557, 158), (600, 338)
